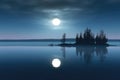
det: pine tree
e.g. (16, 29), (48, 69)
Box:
(96, 30), (108, 45)
(61, 33), (66, 44)
(79, 33), (83, 44)
(76, 33), (79, 44)
(83, 28), (95, 45)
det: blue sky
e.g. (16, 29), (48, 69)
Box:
(0, 0), (120, 39)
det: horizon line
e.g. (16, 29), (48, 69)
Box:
(0, 38), (119, 41)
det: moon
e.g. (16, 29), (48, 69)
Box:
(52, 18), (61, 26)
(52, 58), (61, 68)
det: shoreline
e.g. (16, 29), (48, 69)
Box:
(50, 43), (117, 47)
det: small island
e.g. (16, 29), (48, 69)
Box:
(58, 28), (109, 47)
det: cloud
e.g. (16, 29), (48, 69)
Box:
(0, 0), (120, 15)
(108, 0), (120, 3)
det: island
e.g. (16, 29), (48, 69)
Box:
(57, 28), (109, 47)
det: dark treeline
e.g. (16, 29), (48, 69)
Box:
(61, 28), (108, 45)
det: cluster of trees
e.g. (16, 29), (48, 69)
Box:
(62, 28), (108, 45)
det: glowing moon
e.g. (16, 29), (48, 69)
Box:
(52, 18), (61, 26)
(52, 58), (61, 68)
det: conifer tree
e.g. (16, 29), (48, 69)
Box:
(79, 33), (83, 44)
(61, 33), (66, 44)
(76, 33), (79, 44)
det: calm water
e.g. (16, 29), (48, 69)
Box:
(0, 40), (119, 46)
(0, 41), (120, 80)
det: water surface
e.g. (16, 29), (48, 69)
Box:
(0, 41), (120, 80)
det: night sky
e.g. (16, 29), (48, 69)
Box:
(0, 0), (120, 39)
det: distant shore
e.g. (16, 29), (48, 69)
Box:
(57, 43), (110, 47)
(48, 43), (117, 47)
(0, 39), (119, 42)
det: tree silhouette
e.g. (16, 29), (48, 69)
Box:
(75, 33), (79, 44)
(61, 33), (66, 44)
(83, 28), (95, 45)
(96, 30), (108, 45)
(60, 28), (108, 46)
(79, 33), (83, 44)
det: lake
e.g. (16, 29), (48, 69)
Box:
(0, 40), (120, 80)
